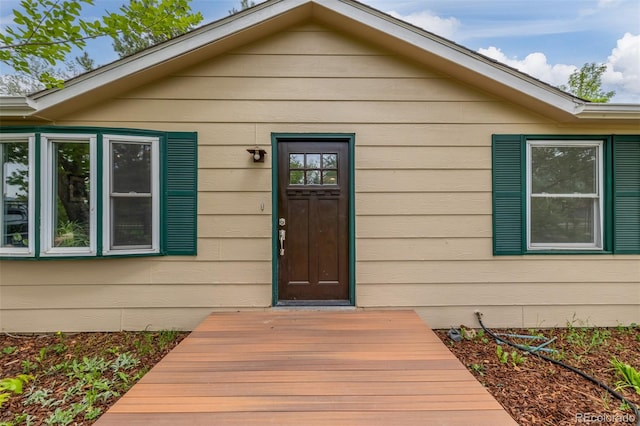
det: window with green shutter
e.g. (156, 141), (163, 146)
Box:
(492, 134), (640, 255)
(0, 127), (197, 259)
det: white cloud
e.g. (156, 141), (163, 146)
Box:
(386, 10), (460, 39)
(477, 46), (576, 87)
(602, 33), (640, 103)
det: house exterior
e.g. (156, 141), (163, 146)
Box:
(0, 0), (638, 332)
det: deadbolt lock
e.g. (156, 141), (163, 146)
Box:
(279, 218), (286, 226)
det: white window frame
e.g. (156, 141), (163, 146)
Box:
(0, 133), (35, 256)
(526, 140), (604, 250)
(102, 135), (160, 256)
(40, 134), (97, 257)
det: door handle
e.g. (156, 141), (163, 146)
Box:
(279, 229), (286, 256)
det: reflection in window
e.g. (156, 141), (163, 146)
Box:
(289, 153), (338, 185)
(53, 141), (91, 248)
(110, 142), (153, 248)
(1, 140), (29, 249)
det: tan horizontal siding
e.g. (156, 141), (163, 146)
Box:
(357, 193), (491, 215)
(0, 309), (124, 332)
(356, 170), (490, 192)
(356, 147), (490, 169)
(356, 215), (492, 238)
(1, 284), (271, 309)
(414, 305), (640, 329)
(358, 282), (640, 306)
(521, 305), (640, 328)
(357, 238), (491, 261)
(124, 76), (488, 102)
(197, 238), (271, 261)
(199, 215), (271, 238)
(66, 99), (543, 124)
(199, 146), (273, 169)
(235, 28), (386, 55)
(179, 53), (434, 78)
(1, 260), (152, 285)
(199, 169), (271, 191)
(356, 260), (640, 284)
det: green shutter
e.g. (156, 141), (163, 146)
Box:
(492, 135), (524, 255)
(613, 135), (640, 253)
(163, 132), (197, 255)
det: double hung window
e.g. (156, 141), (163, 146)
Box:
(103, 135), (159, 255)
(527, 141), (603, 250)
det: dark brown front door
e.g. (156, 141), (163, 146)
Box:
(277, 140), (350, 304)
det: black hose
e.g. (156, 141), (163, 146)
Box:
(475, 311), (640, 426)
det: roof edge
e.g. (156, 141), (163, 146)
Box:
(575, 103), (640, 120)
(0, 96), (38, 116)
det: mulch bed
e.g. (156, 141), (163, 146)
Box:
(435, 323), (639, 425)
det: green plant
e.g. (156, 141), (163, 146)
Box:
(24, 388), (61, 408)
(470, 363), (485, 376)
(54, 220), (89, 247)
(51, 342), (68, 355)
(0, 374), (34, 408)
(134, 332), (161, 356)
(610, 358), (640, 394)
(1, 413), (36, 426)
(496, 345), (526, 367)
(45, 404), (85, 426)
(496, 345), (508, 364)
(111, 352), (139, 372)
(84, 406), (102, 420)
(460, 327), (477, 341)
(2, 346), (18, 355)
(35, 347), (48, 363)
(565, 318), (610, 354)
(158, 329), (181, 348)
(510, 350), (527, 366)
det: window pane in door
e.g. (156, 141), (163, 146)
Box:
(289, 154), (304, 169)
(1, 142), (29, 248)
(306, 154), (320, 168)
(112, 197), (152, 246)
(53, 142), (90, 248)
(306, 170), (321, 185)
(322, 154), (337, 168)
(322, 170), (337, 185)
(112, 143), (151, 193)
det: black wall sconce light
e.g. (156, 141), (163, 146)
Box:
(247, 146), (267, 163)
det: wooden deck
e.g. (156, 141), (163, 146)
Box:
(95, 310), (517, 425)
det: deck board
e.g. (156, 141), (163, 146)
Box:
(95, 310), (516, 425)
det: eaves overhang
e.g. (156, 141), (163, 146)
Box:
(575, 103), (640, 121)
(0, 96), (38, 117)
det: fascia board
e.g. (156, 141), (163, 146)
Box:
(575, 103), (640, 120)
(31, 0), (308, 112)
(318, 0), (582, 115)
(0, 96), (38, 116)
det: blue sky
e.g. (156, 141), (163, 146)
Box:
(1, 0), (639, 102)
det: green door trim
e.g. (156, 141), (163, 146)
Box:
(271, 133), (356, 306)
